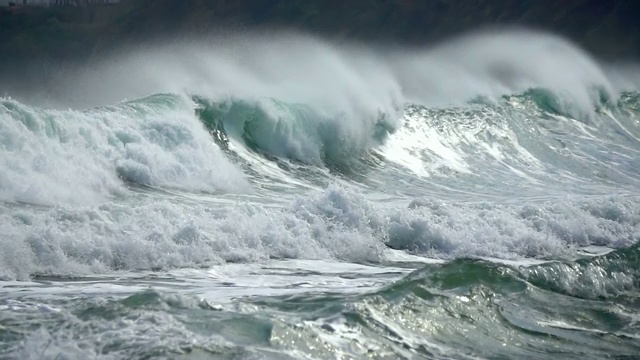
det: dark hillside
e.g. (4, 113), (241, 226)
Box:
(0, 0), (638, 71)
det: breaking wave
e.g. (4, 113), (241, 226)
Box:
(0, 29), (639, 281)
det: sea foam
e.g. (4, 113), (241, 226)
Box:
(1, 185), (638, 280)
(0, 94), (247, 206)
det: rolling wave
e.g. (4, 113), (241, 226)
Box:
(193, 95), (394, 169)
(2, 29), (640, 359)
(0, 29), (639, 281)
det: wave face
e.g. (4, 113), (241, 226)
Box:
(193, 96), (394, 169)
(1, 29), (640, 359)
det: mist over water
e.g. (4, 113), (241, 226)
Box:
(13, 30), (633, 170)
(2, 26), (639, 280)
(1, 28), (640, 359)
(17, 30), (619, 112)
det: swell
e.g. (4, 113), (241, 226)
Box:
(250, 245), (640, 358)
(385, 243), (640, 299)
(5, 243), (639, 358)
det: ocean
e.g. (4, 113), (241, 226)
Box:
(1, 30), (639, 359)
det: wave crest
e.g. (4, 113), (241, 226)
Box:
(195, 96), (397, 168)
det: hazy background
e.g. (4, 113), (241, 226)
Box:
(1, 0), (639, 106)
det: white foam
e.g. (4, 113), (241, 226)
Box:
(0, 95), (248, 206)
(1, 184), (638, 280)
(11, 306), (232, 360)
(524, 260), (635, 298)
(8, 29), (631, 169)
(381, 105), (547, 180)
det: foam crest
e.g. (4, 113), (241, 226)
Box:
(9, 29), (630, 168)
(524, 244), (640, 298)
(1, 184), (638, 280)
(0, 186), (385, 280)
(390, 31), (615, 115)
(388, 196), (639, 259)
(380, 104), (539, 179)
(197, 97), (393, 166)
(0, 95), (247, 206)
(48, 35), (406, 167)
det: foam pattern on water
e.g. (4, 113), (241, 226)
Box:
(0, 95), (248, 206)
(1, 185), (638, 280)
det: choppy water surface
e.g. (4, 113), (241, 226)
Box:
(1, 30), (640, 359)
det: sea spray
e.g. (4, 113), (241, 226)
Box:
(1, 29), (639, 359)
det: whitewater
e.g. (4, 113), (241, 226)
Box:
(1, 30), (639, 359)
